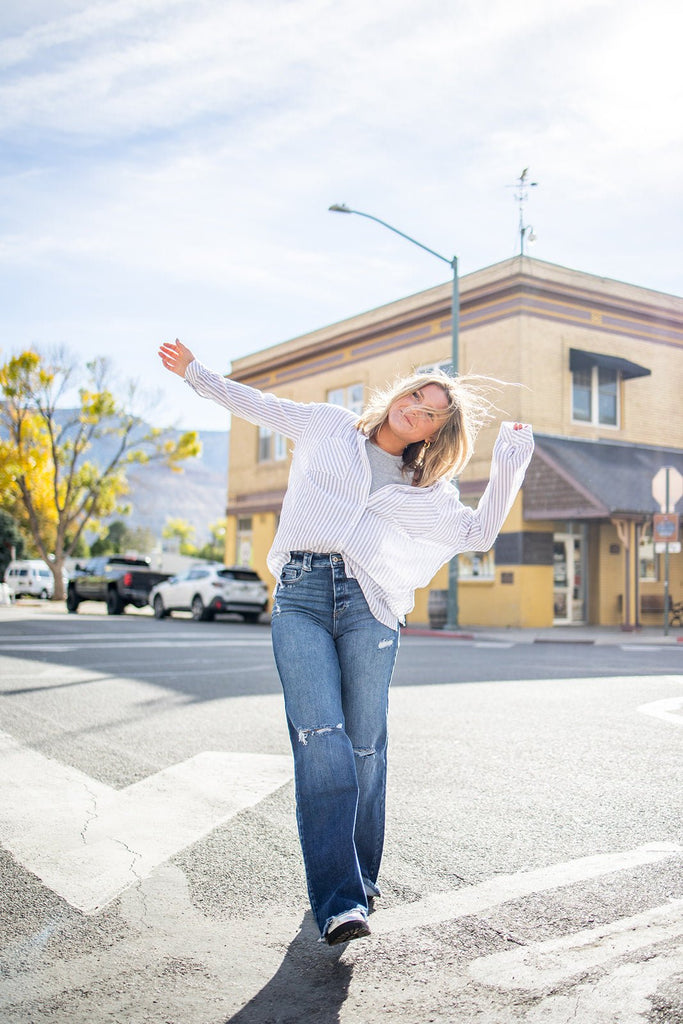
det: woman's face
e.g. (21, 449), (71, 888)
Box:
(383, 383), (450, 449)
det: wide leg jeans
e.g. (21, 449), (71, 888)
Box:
(270, 552), (399, 937)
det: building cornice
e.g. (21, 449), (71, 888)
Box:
(230, 257), (683, 388)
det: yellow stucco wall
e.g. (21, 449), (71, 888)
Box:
(409, 565), (553, 628)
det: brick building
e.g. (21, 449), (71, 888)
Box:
(223, 255), (683, 629)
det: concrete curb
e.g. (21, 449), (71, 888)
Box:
(402, 625), (683, 646)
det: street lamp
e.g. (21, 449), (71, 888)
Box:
(329, 202), (460, 628)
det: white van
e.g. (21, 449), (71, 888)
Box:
(3, 560), (55, 599)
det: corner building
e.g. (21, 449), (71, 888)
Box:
(225, 256), (683, 629)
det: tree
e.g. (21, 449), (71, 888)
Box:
(0, 349), (200, 600)
(162, 516), (197, 555)
(90, 520), (130, 556)
(0, 510), (26, 576)
(195, 518), (227, 562)
(89, 519), (155, 557)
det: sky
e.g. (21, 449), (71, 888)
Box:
(1, 0), (681, 431)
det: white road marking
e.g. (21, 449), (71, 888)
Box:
(401, 638), (515, 649)
(0, 729), (292, 915)
(0, 630), (162, 641)
(0, 638), (272, 650)
(638, 695), (683, 726)
(0, 661), (278, 693)
(4, 849), (680, 1017)
(1, 644), (83, 652)
(520, 951), (683, 1024)
(622, 644), (668, 652)
(371, 843), (682, 935)
(468, 899), (683, 990)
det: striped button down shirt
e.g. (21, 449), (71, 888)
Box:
(185, 360), (534, 629)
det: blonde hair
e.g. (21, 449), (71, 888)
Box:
(356, 368), (502, 487)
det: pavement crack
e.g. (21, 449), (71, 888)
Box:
(112, 837), (150, 924)
(79, 780), (101, 847)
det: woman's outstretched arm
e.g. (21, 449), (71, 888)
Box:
(157, 338), (316, 441)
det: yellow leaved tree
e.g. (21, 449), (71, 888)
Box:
(0, 349), (200, 600)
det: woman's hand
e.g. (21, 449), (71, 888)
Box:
(158, 339), (195, 378)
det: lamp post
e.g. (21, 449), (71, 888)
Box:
(329, 203), (460, 628)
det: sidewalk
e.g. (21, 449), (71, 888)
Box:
(403, 623), (683, 646)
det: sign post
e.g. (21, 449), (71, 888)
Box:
(652, 467), (683, 636)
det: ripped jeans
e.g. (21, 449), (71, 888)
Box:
(271, 552), (399, 936)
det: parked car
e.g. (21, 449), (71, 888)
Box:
(66, 556), (171, 614)
(4, 560), (55, 599)
(149, 564), (269, 622)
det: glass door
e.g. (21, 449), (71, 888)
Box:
(553, 533), (585, 625)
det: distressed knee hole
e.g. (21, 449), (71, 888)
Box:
(297, 722), (343, 746)
(353, 746), (376, 758)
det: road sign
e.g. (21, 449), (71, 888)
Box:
(652, 466), (683, 513)
(653, 513), (679, 543)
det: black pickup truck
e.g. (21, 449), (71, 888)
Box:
(66, 556), (171, 615)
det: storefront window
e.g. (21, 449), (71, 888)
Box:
(236, 517), (253, 566)
(459, 550), (495, 580)
(639, 531), (658, 581)
(458, 497), (495, 579)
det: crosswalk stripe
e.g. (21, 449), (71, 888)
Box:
(468, 899), (683, 989)
(0, 730), (293, 915)
(371, 843), (682, 935)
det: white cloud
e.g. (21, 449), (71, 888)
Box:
(0, 0), (681, 432)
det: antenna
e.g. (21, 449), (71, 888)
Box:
(508, 168), (539, 256)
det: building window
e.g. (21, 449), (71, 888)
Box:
(418, 360), (453, 376)
(458, 497), (495, 579)
(274, 432), (288, 461)
(236, 517), (253, 566)
(258, 426), (272, 462)
(327, 384), (364, 415)
(258, 427), (288, 462)
(459, 550), (495, 580)
(572, 365), (619, 426)
(639, 526), (658, 581)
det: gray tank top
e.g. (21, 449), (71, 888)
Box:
(366, 440), (412, 493)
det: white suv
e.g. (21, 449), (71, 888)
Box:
(149, 564), (269, 623)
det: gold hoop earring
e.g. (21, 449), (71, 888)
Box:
(423, 440), (432, 449)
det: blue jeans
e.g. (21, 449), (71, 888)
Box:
(271, 552), (400, 937)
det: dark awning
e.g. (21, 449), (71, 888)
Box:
(569, 348), (651, 380)
(524, 435), (683, 520)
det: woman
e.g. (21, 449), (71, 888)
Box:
(159, 338), (534, 946)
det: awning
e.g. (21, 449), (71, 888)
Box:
(569, 348), (651, 380)
(524, 435), (683, 520)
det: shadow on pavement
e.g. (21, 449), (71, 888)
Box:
(226, 914), (353, 1024)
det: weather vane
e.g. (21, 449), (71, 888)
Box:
(509, 168), (539, 256)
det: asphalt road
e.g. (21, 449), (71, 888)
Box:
(1, 604), (682, 1024)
